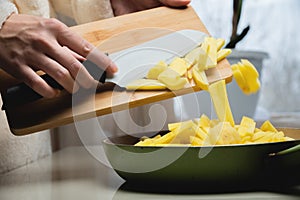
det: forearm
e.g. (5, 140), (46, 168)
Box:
(0, 0), (18, 29)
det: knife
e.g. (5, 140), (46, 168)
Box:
(1, 30), (208, 109)
(1, 59), (107, 109)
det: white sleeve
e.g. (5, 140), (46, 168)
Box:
(71, 0), (114, 24)
(0, 0), (18, 29)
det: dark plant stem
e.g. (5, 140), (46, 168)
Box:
(226, 25), (250, 48)
(225, 0), (250, 48)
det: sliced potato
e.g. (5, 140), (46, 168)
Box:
(205, 37), (218, 68)
(198, 114), (210, 130)
(232, 66), (250, 94)
(232, 59), (261, 94)
(260, 120), (278, 132)
(158, 68), (188, 90)
(192, 66), (209, 90)
(184, 46), (202, 67)
(152, 131), (176, 145)
(198, 37), (218, 70)
(208, 122), (240, 145)
(197, 44), (210, 71)
(208, 80), (235, 126)
(168, 122), (181, 131)
(146, 60), (168, 79)
(247, 77), (261, 94)
(241, 59), (259, 77)
(195, 127), (207, 140)
(126, 79), (167, 90)
(169, 57), (188, 76)
(238, 116), (256, 137)
(190, 136), (203, 146)
(216, 38), (225, 51)
(135, 117), (294, 147)
(217, 49), (232, 62)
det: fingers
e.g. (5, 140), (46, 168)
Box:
(63, 46), (86, 62)
(33, 54), (80, 93)
(45, 43), (97, 89)
(20, 65), (60, 98)
(86, 48), (118, 77)
(56, 28), (118, 76)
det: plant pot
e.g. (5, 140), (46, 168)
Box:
(226, 50), (269, 121)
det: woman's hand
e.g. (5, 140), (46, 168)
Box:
(0, 14), (118, 98)
(111, 0), (191, 16)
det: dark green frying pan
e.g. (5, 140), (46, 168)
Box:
(103, 128), (300, 189)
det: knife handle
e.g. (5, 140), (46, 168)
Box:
(1, 60), (107, 109)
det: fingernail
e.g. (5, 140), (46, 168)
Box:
(110, 62), (118, 73)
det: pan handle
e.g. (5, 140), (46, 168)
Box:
(265, 144), (300, 185)
(269, 144), (300, 157)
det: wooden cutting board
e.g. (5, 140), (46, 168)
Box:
(1, 6), (232, 135)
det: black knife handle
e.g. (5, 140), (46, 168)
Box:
(2, 60), (107, 109)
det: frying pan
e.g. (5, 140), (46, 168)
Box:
(103, 128), (300, 189)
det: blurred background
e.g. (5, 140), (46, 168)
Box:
(193, 0), (300, 114)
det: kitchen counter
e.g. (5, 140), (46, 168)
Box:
(0, 146), (299, 200)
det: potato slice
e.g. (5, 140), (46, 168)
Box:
(198, 114), (210, 132)
(198, 37), (218, 71)
(208, 80), (235, 126)
(238, 116), (256, 137)
(208, 122), (241, 145)
(260, 120), (278, 132)
(195, 127), (207, 140)
(146, 60), (168, 79)
(254, 132), (276, 143)
(158, 68), (188, 90)
(169, 57), (188, 76)
(126, 79), (167, 90)
(172, 120), (196, 144)
(216, 38), (225, 51)
(192, 66), (209, 90)
(168, 122), (181, 131)
(247, 77), (261, 94)
(184, 46), (202, 67)
(232, 66), (250, 94)
(152, 131), (176, 145)
(241, 59), (259, 77)
(252, 131), (267, 141)
(232, 60), (261, 94)
(205, 37), (218, 68)
(190, 136), (203, 146)
(217, 49), (232, 62)
(197, 44), (210, 71)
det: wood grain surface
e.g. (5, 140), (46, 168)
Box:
(1, 6), (232, 135)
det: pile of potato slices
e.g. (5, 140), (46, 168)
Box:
(132, 37), (294, 147)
